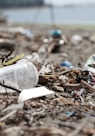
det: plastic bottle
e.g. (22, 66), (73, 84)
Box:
(0, 59), (39, 92)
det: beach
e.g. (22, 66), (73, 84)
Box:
(0, 20), (95, 135)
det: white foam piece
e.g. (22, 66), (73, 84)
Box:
(18, 87), (54, 103)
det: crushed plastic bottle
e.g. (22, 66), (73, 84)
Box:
(0, 59), (39, 92)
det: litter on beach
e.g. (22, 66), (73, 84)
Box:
(18, 87), (54, 103)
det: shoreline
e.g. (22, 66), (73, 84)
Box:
(3, 23), (95, 30)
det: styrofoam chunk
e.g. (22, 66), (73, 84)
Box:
(18, 87), (54, 103)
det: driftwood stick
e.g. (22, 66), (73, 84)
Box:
(58, 70), (70, 75)
(47, 42), (55, 53)
(81, 80), (95, 92)
(0, 110), (17, 122)
(68, 117), (89, 136)
(63, 83), (81, 88)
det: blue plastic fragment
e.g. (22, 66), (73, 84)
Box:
(50, 29), (62, 37)
(66, 111), (77, 117)
(66, 111), (72, 115)
(60, 60), (73, 68)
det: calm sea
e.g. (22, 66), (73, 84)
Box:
(1, 5), (95, 24)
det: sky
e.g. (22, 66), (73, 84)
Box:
(45, 0), (95, 5)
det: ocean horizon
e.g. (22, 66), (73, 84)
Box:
(45, 0), (95, 6)
(1, 4), (95, 25)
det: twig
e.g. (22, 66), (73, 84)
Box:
(56, 95), (74, 105)
(81, 80), (95, 92)
(0, 82), (21, 93)
(31, 127), (67, 136)
(0, 110), (17, 122)
(0, 53), (24, 68)
(43, 74), (57, 78)
(63, 83), (81, 88)
(68, 116), (90, 136)
(2, 103), (24, 112)
(47, 42), (55, 53)
(58, 69), (70, 75)
(58, 121), (76, 129)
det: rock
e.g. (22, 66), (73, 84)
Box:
(90, 34), (95, 43)
(70, 35), (83, 45)
(2, 127), (24, 136)
(60, 53), (68, 58)
(52, 85), (64, 92)
(82, 32), (90, 39)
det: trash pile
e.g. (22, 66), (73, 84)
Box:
(1, 27), (95, 136)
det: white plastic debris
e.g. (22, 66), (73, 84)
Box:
(38, 46), (46, 53)
(0, 27), (32, 38)
(59, 39), (64, 45)
(85, 54), (95, 67)
(70, 35), (83, 45)
(85, 67), (95, 73)
(32, 52), (41, 63)
(18, 87), (54, 103)
(43, 38), (49, 43)
(24, 53), (42, 63)
(39, 63), (54, 75)
(74, 88), (85, 96)
(84, 54), (95, 73)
